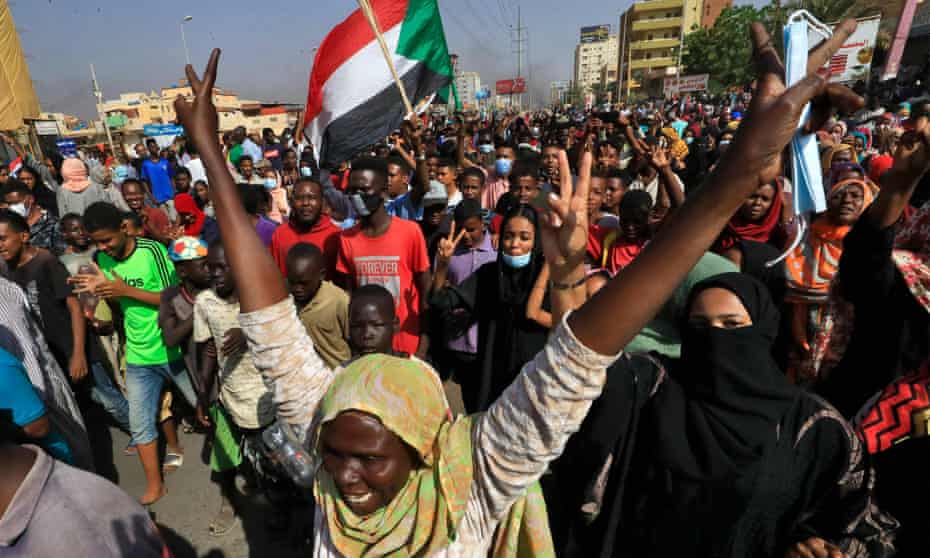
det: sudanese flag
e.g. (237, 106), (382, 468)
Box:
(304, 0), (454, 167)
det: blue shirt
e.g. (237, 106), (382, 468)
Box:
(0, 348), (73, 463)
(140, 158), (175, 203)
(386, 191), (422, 221)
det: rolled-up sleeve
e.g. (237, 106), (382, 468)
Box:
(238, 297), (334, 446)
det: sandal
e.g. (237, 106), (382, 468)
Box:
(208, 506), (238, 537)
(162, 452), (184, 474)
(123, 444), (137, 456)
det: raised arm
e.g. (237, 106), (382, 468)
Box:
(868, 116), (930, 229)
(173, 50), (287, 313)
(465, 19), (863, 529)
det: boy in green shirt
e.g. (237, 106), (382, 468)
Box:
(71, 202), (197, 505)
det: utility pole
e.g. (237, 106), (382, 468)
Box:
(511, 3), (527, 110)
(90, 64), (117, 157)
(618, 9), (628, 103)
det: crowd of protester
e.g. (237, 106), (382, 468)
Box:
(3, 19), (930, 557)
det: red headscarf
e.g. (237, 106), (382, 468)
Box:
(714, 178), (784, 252)
(174, 193), (206, 237)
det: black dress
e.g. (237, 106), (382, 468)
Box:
(817, 214), (930, 417)
(429, 259), (548, 412)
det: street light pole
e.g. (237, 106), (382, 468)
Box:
(181, 15), (193, 66)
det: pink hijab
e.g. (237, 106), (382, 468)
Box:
(60, 159), (91, 193)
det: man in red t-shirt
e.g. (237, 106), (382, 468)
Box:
(335, 158), (431, 357)
(270, 178), (340, 277)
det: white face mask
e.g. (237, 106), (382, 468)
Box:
(8, 202), (28, 217)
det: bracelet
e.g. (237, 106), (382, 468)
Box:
(549, 275), (587, 290)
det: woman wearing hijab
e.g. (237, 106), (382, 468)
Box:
(553, 273), (896, 558)
(56, 158), (127, 216)
(174, 31), (879, 556)
(713, 178), (786, 252)
(430, 204), (549, 412)
(785, 178), (874, 365)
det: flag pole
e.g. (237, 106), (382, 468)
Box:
(356, 0), (416, 118)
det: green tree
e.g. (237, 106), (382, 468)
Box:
(683, 5), (763, 88)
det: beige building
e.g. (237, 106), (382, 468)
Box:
(101, 83), (300, 137)
(455, 71), (481, 110)
(618, 0), (708, 98)
(573, 33), (620, 92)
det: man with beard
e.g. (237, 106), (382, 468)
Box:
(269, 176), (340, 278)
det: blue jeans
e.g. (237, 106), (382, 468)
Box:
(126, 360), (196, 445)
(89, 361), (131, 436)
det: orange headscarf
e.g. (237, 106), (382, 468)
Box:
(785, 179), (875, 303)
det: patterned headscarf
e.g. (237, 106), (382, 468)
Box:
(314, 354), (553, 557)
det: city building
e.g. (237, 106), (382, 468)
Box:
(455, 71), (482, 110)
(100, 82), (301, 138)
(617, 0), (708, 98)
(550, 80), (571, 106)
(573, 27), (620, 93)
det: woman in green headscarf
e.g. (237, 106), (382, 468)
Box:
(175, 30), (871, 556)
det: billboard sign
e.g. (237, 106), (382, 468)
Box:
(580, 25), (610, 43)
(663, 73), (710, 95)
(33, 120), (60, 136)
(808, 16), (881, 84)
(496, 78), (526, 95)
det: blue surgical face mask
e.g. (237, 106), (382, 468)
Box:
(495, 158), (513, 176)
(478, 144), (495, 154)
(685, 137), (694, 145)
(300, 167), (313, 177)
(501, 251), (531, 269)
(263, 178), (277, 190)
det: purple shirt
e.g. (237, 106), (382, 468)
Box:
(445, 232), (497, 354)
(255, 216), (279, 247)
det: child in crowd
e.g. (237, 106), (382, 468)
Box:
(587, 189), (653, 275)
(193, 240), (275, 535)
(286, 242), (351, 370)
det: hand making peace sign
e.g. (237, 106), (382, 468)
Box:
(436, 220), (467, 264)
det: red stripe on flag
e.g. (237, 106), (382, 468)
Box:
(304, 0), (410, 127)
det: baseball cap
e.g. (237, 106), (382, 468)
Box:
(422, 180), (448, 208)
(169, 236), (209, 262)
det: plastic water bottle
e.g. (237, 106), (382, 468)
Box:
(76, 264), (99, 318)
(262, 421), (315, 488)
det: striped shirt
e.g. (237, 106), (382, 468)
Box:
(96, 237), (180, 366)
(0, 278), (93, 470)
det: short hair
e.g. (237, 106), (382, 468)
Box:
(349, 284), (396, 318)
(459, 167), (485, 186)
(122, 211), (143, 229)
(386, 156), (411, 173)
(453, 198), (482, 224)
(60, 212), (83, 228)
(0, 181), (31, 199)
(145, 138), (158, 147)
(185, 141), (198, 156)
(510, 159), (540, 182)
(436, 157), (456, 171)
(238, 183), (262, 215)
(174, 167), (191, 179)
(619, 189), (653, 219)
(238, 154), (254, 165)
(121, 178), (144, 192)
(285, 242), (323, 267)
(293, 176), (322, 194)
(83, 202), (125, 233)
(350, 157), (388, 183)
(0, 209), (28, 233)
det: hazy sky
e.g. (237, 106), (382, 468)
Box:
(11, 0), (760, 119)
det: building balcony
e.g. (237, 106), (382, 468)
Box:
(630, 56), (677, 70)
(633, 0), (683, 13)
(631, 16), (682, 32)
(629, 37), (680, 51)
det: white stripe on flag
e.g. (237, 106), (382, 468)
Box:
(308, 24), (418, 153)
